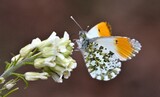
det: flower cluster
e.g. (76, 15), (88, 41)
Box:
(12, 31), (77, 83)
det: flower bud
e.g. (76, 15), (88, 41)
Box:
(3, 79), (17, 90)
(41, 47), (57, 58)
(34, 58), (45, 69)
(61, 45), (73, 57)
(5, 83), (16, 90)
(30, 38), (41, 48)
(20, 44), (33, 57)
(63, 70), (71, 79)
(56, 53), (70, 67)
(0, 77), (5, 84)
(66, 57), (77, 71)
(51, 65), (66, 74)
(11, 54), (23, 62)
(51, 72), (63, 83)
(37, 32), (59, 51)
(25, 72), (49, 81)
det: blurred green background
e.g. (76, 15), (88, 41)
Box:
(0, 0), (160, 97)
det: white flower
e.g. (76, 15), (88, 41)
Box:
(30, 38), (42, 48)
(56, 53), (70, 67)
(56, 54), (77, 69)
(63, 31), (69, 40)
(44, 61), (56, 67)
(63, 70), (71, 79)
(0, 77), (5, 84)
(17, 31), (76, 83)
(43, 57), (56, 67)
(41, 47), (58, 58)
(19, 38), (41, 57)
(34, 57), (56, 69)
(25, 72), (49, 81)
(3, 79), (17, 90)
(66, 57), (77, 71)
(58, 32), (71, 52)
(69, 42), (74, 47)
(37, 32), (60, 51)
(20, 44), (33, 57)
(59, 46), (67, 53)
(5, 83), (16, 90)
(11, 54), (23, 62)
(47, 32), (57, 42)
(51, 65), (66, 74)
(51, 72), (63, 83)
(34, 58), (45, 69)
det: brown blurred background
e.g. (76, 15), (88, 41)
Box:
(0, 0), (160, 97)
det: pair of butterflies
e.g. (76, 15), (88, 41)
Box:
(72, 17), (142, 81)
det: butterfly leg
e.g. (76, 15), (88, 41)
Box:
(72, 39), (80, 51)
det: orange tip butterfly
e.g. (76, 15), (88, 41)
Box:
(71, 16), (142, 81)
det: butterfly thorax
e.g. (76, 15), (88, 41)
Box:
(76, 31), (89, 51)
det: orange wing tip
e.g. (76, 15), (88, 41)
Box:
(115, 37), (141, 61)
(97, 22), (112, 37)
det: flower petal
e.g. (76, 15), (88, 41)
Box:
(25, 72), (49, 81)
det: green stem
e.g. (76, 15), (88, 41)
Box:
(0, 53), (41, 79)
(3, 87), (19, 97)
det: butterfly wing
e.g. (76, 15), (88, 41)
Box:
(86, 22), (112, 39)
(94, 36), (142, 61)
(82, 41), (122, 81)
(77, 22), (141, 81)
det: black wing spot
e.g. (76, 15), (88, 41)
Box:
(98, 29), (100, 32)
(115, 40), (118, 44)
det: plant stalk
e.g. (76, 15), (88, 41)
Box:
(0, 53), (41, 80)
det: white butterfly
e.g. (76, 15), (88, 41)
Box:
(72, 17), (142, 81)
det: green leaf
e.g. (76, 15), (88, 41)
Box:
(23, 62), (34, 65)
(5, 61), (11, 70)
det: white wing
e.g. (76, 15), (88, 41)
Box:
(80, 36), (141, 81)
(81, 41), (122, 81)
(94, 36), (142, 61)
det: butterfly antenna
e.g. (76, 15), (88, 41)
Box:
(86, 25), (90, 31)
(70, 16), (83, 31)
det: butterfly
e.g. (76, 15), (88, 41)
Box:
(71, 17), (142, 81)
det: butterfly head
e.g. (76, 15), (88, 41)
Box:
(70, 16), (89, 51)
(76, 30), (90, 51)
